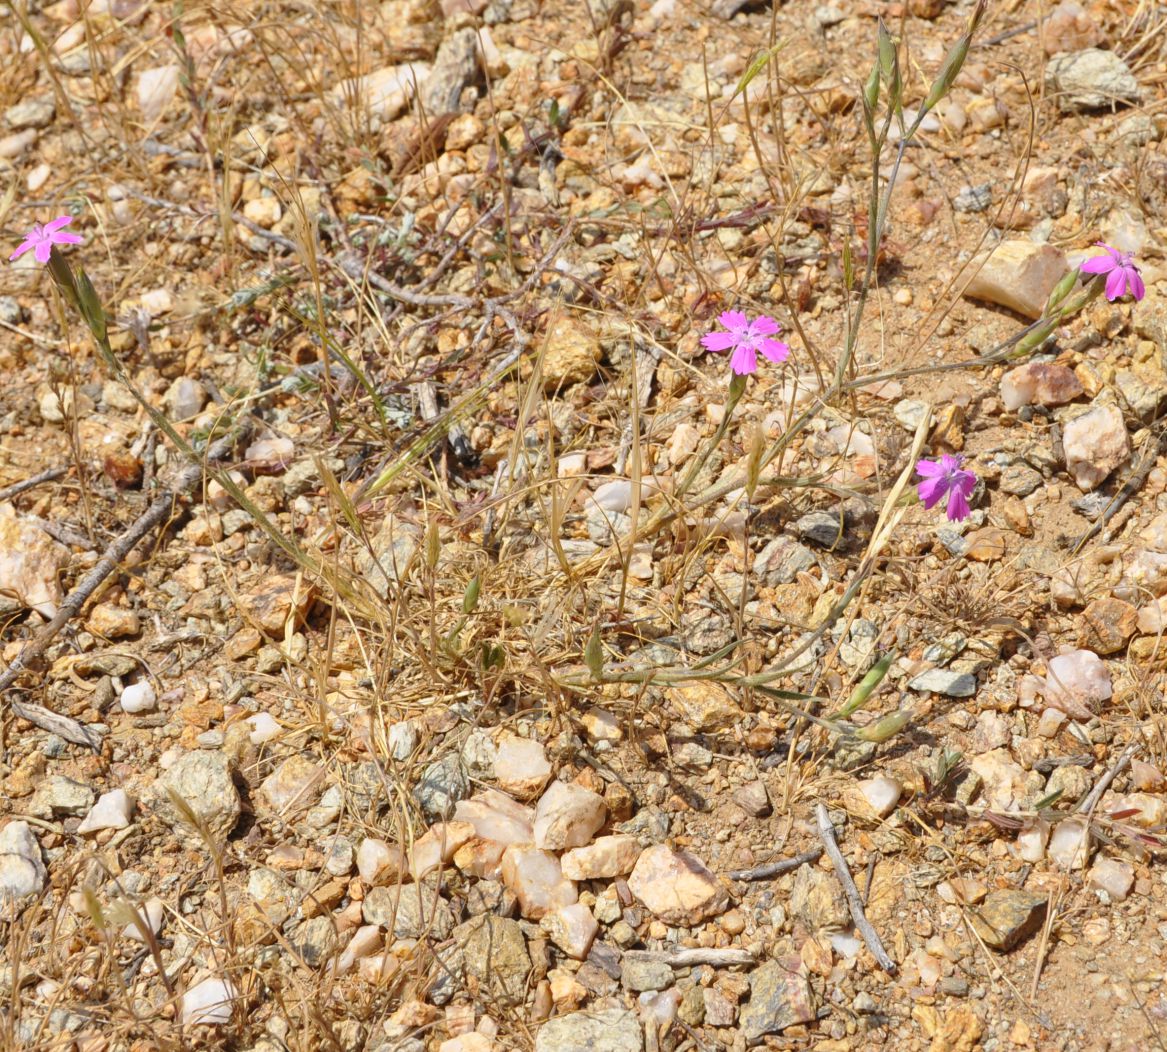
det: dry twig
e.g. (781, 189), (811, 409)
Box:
(815, 804), (897, 974)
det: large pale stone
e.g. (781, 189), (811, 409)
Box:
(533, 781), (606, 851)
(500, 845), (577, 919)
(628, 844), (728, 926)
(963, 240), (1069, 319)
(1062, 404), (1129, 492)
(454, 790), (534, 846)
(560, 835), (641, 880)
(494, 736), (551, 799)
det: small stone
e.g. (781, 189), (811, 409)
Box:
(1078, 597), (1137, 654)
(540, 902), (599, 959)
(165, 377), (207, 420)
(1062, 404), (1130, 492)
(791, 864), (849, 931)
(294, 915), (340, 967)
(560, 835), (642, 880)
(964, 528), (1007, 562)
(541, 315), (601, 390)
(1042, 1), (1103, 54)
(494, 736), (551, 799)
(534, 781), (607, 850)
(29, 775), (93, 818)
(733, 780), (772, 818)
(242, 196), (282, 228)
(261, 755), (324, 814)
(247, 713), (281, 744)
(454, 914), (532, 1007)
(121, 897), (165, 942)
(533, 1008), (642, 1052)
(454, 790), (534, 845)
(156, 751), (241, 839)
(1131, 760), (1167, 792)
(0, 821), (46, 901)
(796, 509), (844, 548)
(357, 838), (405, 885)
(1048, 816), (1093, 870)
(1089, 857), (1134, 901)
(621, 954), (673, 992)
(909, 668), (976, 697)
(999, 463), (1043, 496)
(740, 957), (816, 1040)
(628, 844), (728, 926)
(972, 710), (1010, 752)
(963, 240), (1069, 319)
(86, 602), (141, 639)
(1046, 48), (1139, 111)
(970, 749), (1032, 811)
(387, 720), (419, 761)
(240, 574), (313, 633)
(420, 28), (482, 115)
(664, 682), (741, 731)
(500, 845), (577, 919)
(1000, 363), (1083, 410)
(970, 890), (1047, 951)
(5, 99), (55, 130)
(411, 821), (475, 880)
(416, 753), (471, 821)
(581, 707), (622, 743)
(857, 775), (902, 818)
(78, 789), (134, 834)
(753, 537), (816, 586)
(337, 925), (383, 974)
(893, 399), (932, 432)
(953, 183), (992, 213)
(180, 978), (237, 1026)
(1043, 648), (1111, 718)
(119, 681), (157, 714)
(362, 881), (455, 939)
(1017, 819), (1050, 862)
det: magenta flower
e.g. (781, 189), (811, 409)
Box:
(701, 311), (790, 376)
(1079, 242), (1145, 302)
(8, 216), (84, 264)
(916, 454), (977, 522)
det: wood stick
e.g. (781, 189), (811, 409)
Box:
(624, 948), (754, 968)
(1076, 742), (1139, 815)
(815, 804), (897, 974)
(726, 847), (824, 882)
(1, 429), (244, 749)
(0, 466), (67, 503)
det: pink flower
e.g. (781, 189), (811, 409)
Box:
(9, 215), (84, 264)
(1079, 242), (1145, 302)
(915, 454), (977, 522)
(700, 311), (790, 376)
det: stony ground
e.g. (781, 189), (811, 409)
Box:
(2, 0), (1167, 1050)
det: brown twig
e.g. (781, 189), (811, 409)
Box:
(1, 427), (247, 749)
(0, 466), (68, 503)
(815, 804), (897, 974)
(726, 847), (824, 882)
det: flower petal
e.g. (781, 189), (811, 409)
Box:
(953, 469), (977, 497)
(750, 315), (781, 336)
(718, 310), (749, 333)
(730, 344), (757, 375)
(917, 476), (947, 508)
(43, 216), (74, 234)
(701, 331), (738, 351)
(1127, 266), (1145, 302)
(914, 459), (945, 479)
(8, 240), (35, 261)
(34, 241), (53, 263)
(52, 231), (83, 246)
(759, 338), (789, 362)
(1105, 267), (1127, 302)
(946, 487), (971, 522)
(1078, 254), (1114, 276)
